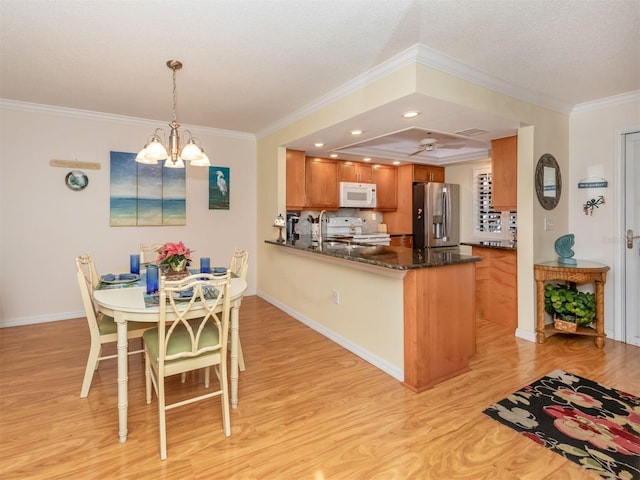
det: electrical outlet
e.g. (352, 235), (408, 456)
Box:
(544, 218), (554, 231)
(332, 289), (340, 304)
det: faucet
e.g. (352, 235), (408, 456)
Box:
(319, 210), (328, 240)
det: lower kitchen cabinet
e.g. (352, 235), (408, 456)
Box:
(472, 247), (517, 329)
(390, 234), (413, 247)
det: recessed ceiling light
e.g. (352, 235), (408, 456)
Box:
(350, 129), (363, 136)
(329, 153), (338, 158)
(363, 157), (371, 162)
(393, 161), (401, 165)
(402, 111), (420, 119)
(314, 142), (324, 147)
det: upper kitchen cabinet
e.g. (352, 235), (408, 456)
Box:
(413, 164), (445, 183)
(305, 156), (339, 209)
(491, 136), (517, 211)
(339, 161), (373, 183)
(384, 163), (444, 234)
(372, 164), (397, 211)
(286, 149), (306, 210)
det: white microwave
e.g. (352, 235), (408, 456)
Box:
(339, 182), (377, 208)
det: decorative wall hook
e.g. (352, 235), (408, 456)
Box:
(583, 195), (605, 215)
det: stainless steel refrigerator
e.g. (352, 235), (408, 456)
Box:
(413, 183), (460, 248)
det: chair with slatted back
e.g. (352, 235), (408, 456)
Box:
(229, 248), (249, 282)
(143, 272), (232, 460)
(140, 242), (163, 265)
(76, 253), (150, 398)
(228, 248), (248, 370)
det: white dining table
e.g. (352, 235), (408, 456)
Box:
(93, 276), (247, 443)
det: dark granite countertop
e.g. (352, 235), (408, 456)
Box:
(266, 236), (481, 271)
(461, 240), (517, 251)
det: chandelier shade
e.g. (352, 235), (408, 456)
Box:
(136, 60), (210, 168)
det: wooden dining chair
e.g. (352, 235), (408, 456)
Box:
(140, 242), (163, 265)
(228, 248), (248, 371)
(144, 272), (232, 460)
(76, 253), (150, 398)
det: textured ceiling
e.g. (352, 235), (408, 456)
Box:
(1, 0), (638, 163)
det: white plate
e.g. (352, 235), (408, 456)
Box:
(100, 274), (140, 285)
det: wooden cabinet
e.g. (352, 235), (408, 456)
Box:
(305, 156), (339, 209)
(413, 164), (445, 183)
(491, 136), (517, 211)
(384, 164), (445, 234)
(390, 235), (413, 247)
(372, 164), (397, 211)
(403, 262), (476, 392)
(472, 247), (517, 329)
(286, 149), (306, 210)
(339, 161), (373, 183)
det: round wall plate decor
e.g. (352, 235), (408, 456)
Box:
(65, 170), (88, 191)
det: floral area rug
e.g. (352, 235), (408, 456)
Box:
(483, 369), (640, 479)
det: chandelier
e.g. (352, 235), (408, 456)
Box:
(135, 60), (210, 168)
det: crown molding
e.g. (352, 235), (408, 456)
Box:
(571, 90), (640, 114)
(0, 98), (255, 140)
(258, 43), (573, 138)
(413, 44), (573, 115)
(256, 45), (421, 139)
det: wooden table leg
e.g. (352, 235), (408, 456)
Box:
(594, 279), (606, 348)
(115, 311), (128, 443)
(535, 279), (547, 343)
(230, 303), (239, 408)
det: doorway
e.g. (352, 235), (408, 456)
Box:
(622, 131), (640, 345)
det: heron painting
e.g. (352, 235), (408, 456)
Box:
(209, 166), (230, 210)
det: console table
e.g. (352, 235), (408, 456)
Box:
(534, 260), (610, 348)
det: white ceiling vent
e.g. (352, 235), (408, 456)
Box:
(456, 128), (488, 137)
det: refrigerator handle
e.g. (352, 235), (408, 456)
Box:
(442, 190), (449, 239)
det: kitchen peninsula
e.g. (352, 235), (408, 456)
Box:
(266, 237), (481, 392)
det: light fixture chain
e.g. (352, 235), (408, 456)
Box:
(172, 66), (178, 124)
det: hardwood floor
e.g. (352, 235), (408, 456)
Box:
(1, 296), (638, 479)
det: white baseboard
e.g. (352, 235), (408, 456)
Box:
(515, 328), (536, 343)
(256, 289), (404, 382)
(1, 288), (258, 329)
(1, 311), (84, 328)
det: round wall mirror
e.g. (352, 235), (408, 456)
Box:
(535, 153), (561, 210)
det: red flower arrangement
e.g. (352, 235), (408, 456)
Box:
(156, 241), (193, 271)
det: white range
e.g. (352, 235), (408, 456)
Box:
(325, 216), (391, 245)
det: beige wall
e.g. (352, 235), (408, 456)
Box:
(257, 62), (570, 368)
(0, 102), (257, 326)
(569, 93), (640, 338)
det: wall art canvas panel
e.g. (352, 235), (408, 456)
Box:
(209, 166), (230, 210)
(110, 151), (186, 226)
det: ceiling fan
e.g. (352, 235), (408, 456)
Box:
(408, 137), (466, 156)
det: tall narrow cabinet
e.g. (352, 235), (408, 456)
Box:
(491, 136), (517, 211)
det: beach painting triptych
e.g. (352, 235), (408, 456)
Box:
(110, 151), (186, 226)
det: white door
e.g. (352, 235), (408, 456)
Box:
(624, 131), (640, 345)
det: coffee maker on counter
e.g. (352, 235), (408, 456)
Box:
(286, 213), (300, 240)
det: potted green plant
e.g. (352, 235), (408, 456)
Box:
(544, 283), (596, 332)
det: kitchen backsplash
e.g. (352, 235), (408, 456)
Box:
(289, 208), (383, 236)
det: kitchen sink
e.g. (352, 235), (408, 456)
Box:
(321, 240), (381, 256)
